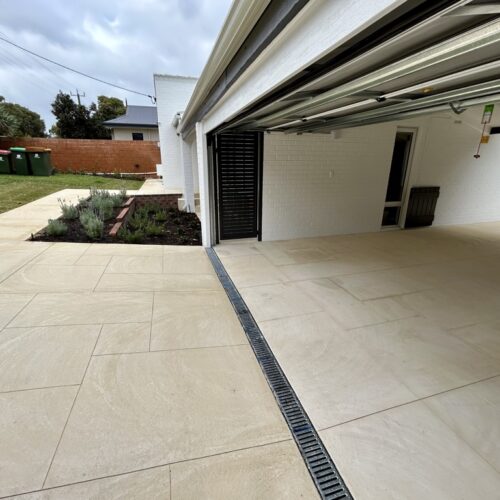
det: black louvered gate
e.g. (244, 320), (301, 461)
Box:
(214, 132), (263, 240)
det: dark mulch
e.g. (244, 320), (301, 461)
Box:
(32, 205), (202, 246)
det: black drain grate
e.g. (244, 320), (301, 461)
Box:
(206, 248), (353, 500)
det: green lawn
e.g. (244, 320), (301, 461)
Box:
(0, 174), (144, 214)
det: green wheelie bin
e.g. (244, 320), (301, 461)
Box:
(26, 147), (53, 176)
(0, 150), (12, 174)
(9, 147), (31, 175)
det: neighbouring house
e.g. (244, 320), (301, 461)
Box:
(154, 74), (198, 190)
(103, 105), (159, 141)
(156, 1), (500, 247)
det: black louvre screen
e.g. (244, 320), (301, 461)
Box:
(216, 132), (261, 240)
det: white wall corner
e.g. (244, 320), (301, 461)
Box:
(195, 122), (212, 247)
(180, 138), (195, 212)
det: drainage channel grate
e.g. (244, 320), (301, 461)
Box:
(206, 248), (353, 500)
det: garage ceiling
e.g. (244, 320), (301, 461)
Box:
(225, 0), (500, 133)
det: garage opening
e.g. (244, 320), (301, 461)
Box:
(213, 132), (263, 241)
(382, 129), (415, 227)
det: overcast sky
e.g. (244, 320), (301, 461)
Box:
(0, 0), (232, 130)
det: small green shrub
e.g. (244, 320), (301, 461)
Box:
(154, 209), (168, 222)
(89, 196), (114, 220)
(58, 199), (79, 220)
(46, 219), (68, 237)
(79, 209), (104, 240)
(144, 222), (164, 237)
(118, 227), (145, 244)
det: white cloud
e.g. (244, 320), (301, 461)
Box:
(0, 0), (232, 129)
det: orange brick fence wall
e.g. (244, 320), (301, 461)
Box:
(0, 137), (161, 174)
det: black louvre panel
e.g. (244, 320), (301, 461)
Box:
(217, 133), (260, 240)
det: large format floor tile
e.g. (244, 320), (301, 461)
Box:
(44, 346), (289, 487)
(0, 325), (100, 392)
(15, 466), (171, 500)
(151, 291), (246, 350)
(0, 293), (33, 329)
(96, 272), (221, 292)
(321, 401), (500, 500)
(0, 265), (105, 293)
(10, 292), (153, 327)
(450, 321), (500, 361)
(106, 255), (163, 274)
(240, 283), (322, 322)
(296, 278), (416, 329)
(260, 312), (415, 429)
(94, 322), (151, 355)
(0, 387), (77, 497)
(170, 440), (317, 499)
(425, 376), (500, 473)
(219, 255), (286, 288)
(163, 250), (215, 274)
(349, 317), (500, 398)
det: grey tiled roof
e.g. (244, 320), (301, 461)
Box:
(103, 105), (158, 128)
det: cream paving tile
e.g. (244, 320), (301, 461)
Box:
(296, 278), (416, 329)
(220, 254), (286, 288)
(320, 401), (500, 500)
(30, 244), (90, 266)
(0, 387), (78, 497)
(0, 325), (101, 392)
(163, 251), (215, 275)
(0, 265), (105, 293)
(215, 243), (261, 258)
(10, 292), (153, 327)
(151, 291), (246, 350)
(0, 293), (33, 329)
(0, 244), (50, 281)
(398, 280), (500, 329)
(74, 254), (112, 267)
(332, 266), (434, 300)
(15, 466), (171, 500)
(44, 347), (290, 487)
(96, 272), (221, 292)
(278, 258), (370, 282)
(94, 322), (150, 355)
(84, 243), (164, 257)
(425, 377), (500, 473)
(260, 312), (415, 429)
(240, 283), (322, 322)
(106, 255), (163, 274)
(171, 440), (317, 500)
(450, 321), (500, 361)
(349, 317), (500, 398)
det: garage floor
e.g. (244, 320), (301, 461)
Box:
(216, 222), (500, 499)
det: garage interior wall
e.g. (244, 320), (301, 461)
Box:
(261, 104), (500, 241)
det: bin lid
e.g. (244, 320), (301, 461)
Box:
(0, 150), (11, 155)
(10, 147), (26, 152)
(25, 147), (47, 152)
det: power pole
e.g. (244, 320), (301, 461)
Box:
(70, 89), (85, 105)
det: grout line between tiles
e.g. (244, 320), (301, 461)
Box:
(41, 324), (104, 489)
(92, 343), (249, 357)
(0, 383), (81, 395)
(0, 244), (53, 285)
(4, 438), (293, 499)
(318, 373), (500, 433)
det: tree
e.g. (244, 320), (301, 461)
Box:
(51, 92), (125, 139)
(0, 98), (45, 137)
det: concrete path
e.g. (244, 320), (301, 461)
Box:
(216, 223), (500, 499)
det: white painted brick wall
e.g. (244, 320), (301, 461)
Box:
(154, 75), (197, 190)
(262, 124), (395, 241)
(412, 106), (500, 225)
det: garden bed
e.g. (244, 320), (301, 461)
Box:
(32, 190), (201, 246)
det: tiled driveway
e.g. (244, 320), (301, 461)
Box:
(0, 240), (316, 498)
(217, 223), (500, 499)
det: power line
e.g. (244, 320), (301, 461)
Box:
(0, 35), (156, 102)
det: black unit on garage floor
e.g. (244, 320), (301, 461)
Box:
(214, 132), (263, 240)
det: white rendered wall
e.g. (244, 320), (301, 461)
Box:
(203, 0), (404, 132)
(154, 75), (198, 190)
(112, 128), (159, 141)
(262, 124), (395, 241)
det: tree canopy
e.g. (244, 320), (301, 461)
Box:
(0, 96), (46, 137)
(50, 92), (126, 139)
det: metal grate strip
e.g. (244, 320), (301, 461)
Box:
(206, 248), (353, 500)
